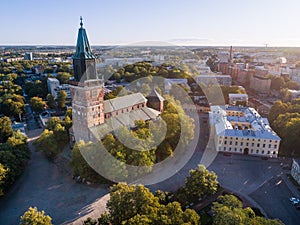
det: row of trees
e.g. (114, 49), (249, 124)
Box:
(0, 117), (30, 196)
(212, 194), (283, 225)
(0, 74), (25, 121)
(271, 76), (299, 91)
(110, 62), (190, 83)
(268, 100), (300, 156)
(29, 90), (67, 113)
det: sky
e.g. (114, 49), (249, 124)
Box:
(1, 0), (300, 46)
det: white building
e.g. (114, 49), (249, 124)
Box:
(47, 78), (71, 99)
(164, 78), (189, 93)
(196, 74), (232, 86)
(47, 78), (60, 98)
(209, 105), (280, 158)
(229, 93), (248, 105)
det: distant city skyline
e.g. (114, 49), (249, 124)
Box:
(2, 0), (300, 47)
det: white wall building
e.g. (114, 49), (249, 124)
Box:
(229, 93), (248, 105)
(209, 105), (280, 158)
(47, 78), (60, 98)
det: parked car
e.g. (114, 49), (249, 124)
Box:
(289, 197), (300, 205)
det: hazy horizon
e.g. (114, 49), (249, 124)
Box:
(2, 0), (300, 47)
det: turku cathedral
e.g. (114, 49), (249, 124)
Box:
(70, 18), (164, 144)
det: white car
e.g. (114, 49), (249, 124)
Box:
(289, 197), (300, 204)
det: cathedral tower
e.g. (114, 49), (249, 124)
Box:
(71, 17), (104, 142)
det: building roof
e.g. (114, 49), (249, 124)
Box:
(148, 89), (164, 102)
(73, 17), (95, 60)
(91, 107), (161, 139)
(210, 105), (281, 140)
(47, 77), (59, 82)
(104, 93), (147, 113)
(228, 93), (248, 98)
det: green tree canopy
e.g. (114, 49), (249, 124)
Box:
(0, 116), (13, 143)
(20, 206), (53, 225)
(29, 97), (46, 113)
(57, 90), (67, 109)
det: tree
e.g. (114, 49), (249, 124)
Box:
(268, 100), (288, 124)
(212, 194), (283, 225)
(271, 76), (285, 90)
(20, 206), (53, 225)
(0, 163), (8, 196)
(0, 116), (13, 143)
(29, 97), (46, 113)
(34, 129), (58, 158)
(179, 164), (218, 204)
(285, 80), (299, 90)
(57, 72), (71, 84)
(57, 90), (67, 109)
(107, 183), (160, 225)
(46, 94), (56, 109)
(106, 183), (200, 225)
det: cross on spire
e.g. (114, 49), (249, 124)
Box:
(80, 16), (83, 28)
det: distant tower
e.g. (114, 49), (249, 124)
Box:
(70, 17), (105, 142)
(229, 46), (233, 63)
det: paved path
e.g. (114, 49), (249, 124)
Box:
(0, 129), (108, 225)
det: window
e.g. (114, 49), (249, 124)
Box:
(240, 148), (242, 152)
(263, 144), (265, 148)
(256, 150), (259, 154)
(241, 142), (243, 146)
(262, 150), (264, 154)
(235, 142), (238, 146)
(257, 143), (260, 147)
(229, 147), (232, 151)
(274, 145), (277, 149)
(251, 149), (253, 153)
(224, 147), (226, 151)
(267, 151), (270, 154)
(252, 143), (254, 147)
(273, 151), (276, 154)
(229, 141), (232, 145)
(219, 147), (222, 151)
(269, 144), (271, 148)
(224, 141), (227, 145)
(246, 143), (249, 146)
(235, 148), (237, 152)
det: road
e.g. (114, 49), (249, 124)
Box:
(0, 129), (108, 225)
(250, 176), (300, 225)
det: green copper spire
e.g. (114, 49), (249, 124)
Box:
(74, 17), (95, 59)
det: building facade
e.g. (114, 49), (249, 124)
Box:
(209, 105), (280, 158)
(229, 93), (248, 105)
(249, 75), (271, 94)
